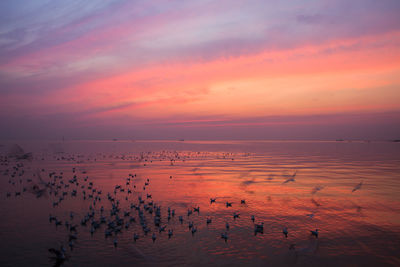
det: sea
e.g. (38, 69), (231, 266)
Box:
(0, 140), (399, 266)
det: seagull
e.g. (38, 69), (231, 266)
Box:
(49, 215), (56, 222)
(311, 198), (321, 207)
(152, 233), (156, 242)
(206, 218), (212, 225)
(210, 198), (216, 204)
(133, 233), (139, 242)
(352, 181), (363, 193)
(283, 171), (297, 184)
(254, 223), (264, 234)
(48, 246), (66, 263)
(283, 227), (288, 238)
(241, 199), (246, 204)
(225, 222), (230, 230)
(68, 234), (77, 242)
(49, 246), (65, 260)
(68, 240), (74, 250)
(221, 232), (228, 242)
(251, 215), (255, 222)
(159, 225), (166, 233)
(226, 202), (232, 207)
(306, 213), (315, 219)
(168, 229), (173, 239)
(233, 212), (240, 219)
(191, 226), (197, 235)
(310, 229), (318, 238)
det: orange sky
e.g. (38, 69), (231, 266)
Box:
(0, 1), (399, 139)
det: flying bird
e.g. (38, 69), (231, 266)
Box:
(311, 185), (324, 195)
(283, 171), (297, 184)
(352, 181), (363, 193)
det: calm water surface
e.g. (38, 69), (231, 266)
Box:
(0, 140), (399, 266)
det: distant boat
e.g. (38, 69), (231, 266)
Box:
(113, 138), (118, 141)
(178, 139), (185, 141)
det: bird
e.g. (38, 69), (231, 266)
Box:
(306, 213), (315, 219)
(159, 225), (166, 233)
(254, 223), (264, 234)
(48, 246), (66, 263)
(233, 212), (240, 219)
(283, 171), (297, 184)
(352, 181), (363, 193)
(310, 229), (318, 238)
(206, 218), (212, 225)
(210, 198), (216, 204)
(241, 199), (246, 204)
(221, 232), (228, 242)
(311, 186), (324, 194)
(251, 215), (255, 222)
(133, 233), (139, 242)
(68, 234), (77, 242)
(283, 227), (288, 238)
(226, 202), (232, 207)
(68, 240), (74, 250)
(191, 226), (197, 235)
(168, 229), (173, 239)
(225, 222), (230, 230)
(49, 246), (65, 260)
(152, 233), (156, 242)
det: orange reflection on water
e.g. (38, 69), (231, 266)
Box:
(1, 140), (400, 266)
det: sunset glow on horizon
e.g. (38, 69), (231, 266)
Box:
(1, 0), (400, 140)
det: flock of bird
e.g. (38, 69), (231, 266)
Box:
(0, 144), (363, 266)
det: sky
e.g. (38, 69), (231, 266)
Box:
(0, 0), (400, 140)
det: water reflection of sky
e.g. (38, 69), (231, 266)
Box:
(0, 140), (399, 266)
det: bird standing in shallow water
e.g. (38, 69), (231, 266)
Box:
(310, 229), (318, 238)
(191, 226), (197, 235)
(221, 232), (228, 242)
(48, 245), (66, 265)
(133, 233), (139, 242)
(254, 223), (264, 234)
(168, 229), (173, 239)
(283, 227), (288, 238)
(68, 240), (74, 250)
